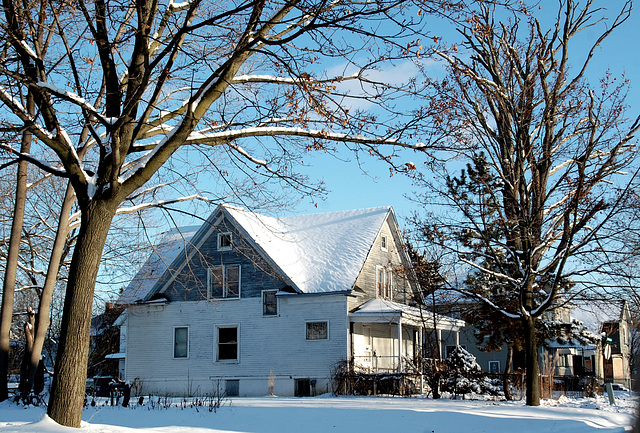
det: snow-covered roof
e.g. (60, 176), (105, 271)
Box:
(117, 226), (200, 304)
(570, 300), (628, 333)
(350, 299), (465, 330)
(223, 205), (391, 294)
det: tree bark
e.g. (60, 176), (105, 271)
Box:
(22, 183), (76, 398)
(0, 93), (33, 401)
(47, 201), (116, 427)
(503, 344), (513, 401)
(18, 308), (35, 401)
(523, 316), (540, 406)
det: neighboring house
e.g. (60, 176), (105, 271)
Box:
(116, 205), (464, 397)
(89, 302), (125, 379)
(458, 299), (631, 388)
(570, 300), (632, 387)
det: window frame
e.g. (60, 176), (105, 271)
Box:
(305, 321), (329, 341)
(208, 264), (241, 299)
(217, 232), (233, 251)
(262, 290), (278, 316)
(215, 325), (239, 362)
(488, 360), (500, 374)
(173, 326), (189, 359)
(376, 266), (392, 299)
(381, 234), (388, 252)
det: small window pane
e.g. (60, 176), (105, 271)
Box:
(174, 327), (188, 358)
(225, 265), (240, 298)
(210, 267), (223, 298)
(218, 233), (232, 250)
(263, 291), (277, 316)
(226, 380), (239, 397)
(218, 327), (238, 360)
(306, 322), (328, 340)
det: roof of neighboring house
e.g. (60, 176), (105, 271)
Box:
(119, 205), (400, 301)
(571, 300), (629, 333)
(117, 226), (200, 304)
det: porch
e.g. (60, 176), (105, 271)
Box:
(349, 299), (465, 374)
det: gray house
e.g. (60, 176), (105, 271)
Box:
(115, 205), (463, 397)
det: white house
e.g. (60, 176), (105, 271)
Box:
(115, 205), (464, 397)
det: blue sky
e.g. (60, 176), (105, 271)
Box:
(289, 3), (640, 226)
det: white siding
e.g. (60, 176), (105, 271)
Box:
(125, 294), (348, 396)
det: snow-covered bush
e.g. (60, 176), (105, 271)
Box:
(441, 346), (500, 398)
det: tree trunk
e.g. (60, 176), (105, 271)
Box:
(22, 183), (75, 398)
(523, 316), (540, 406)
(503, 344), (514, 401)
(0, 94), (33, 401)
(47, 201), (116, 428)
(18, 308), (35, 401)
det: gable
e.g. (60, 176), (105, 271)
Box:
(155, 212), (292, 301)
(130, 205), (398, 302)
(351, 212), (419, 305)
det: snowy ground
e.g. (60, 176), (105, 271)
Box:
(0, 393), (636, 433)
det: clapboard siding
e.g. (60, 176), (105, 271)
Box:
(349, 215), (416, 311)
(163, 216), (289, 301)
(125, 293), (348, 396)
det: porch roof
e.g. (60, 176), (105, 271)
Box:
(349, 299), (465, 330)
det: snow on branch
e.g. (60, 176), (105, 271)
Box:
(230, 73), (359, 85)
(0, 143), (69, 177)
(68, 193), (210, 230)
(35, 81), (112, 126)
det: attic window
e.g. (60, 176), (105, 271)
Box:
(376, 266), (391, 299)
(209, 265), (241, 299)
(218, 232), (233, 251)
(381, 234), (388, 251)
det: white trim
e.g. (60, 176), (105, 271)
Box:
(173, 326), (189, 359)
(305, 320), (329, 341)
(488, 360), (501, 373)
(215, 324), (240, 363)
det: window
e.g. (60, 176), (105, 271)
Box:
(381, 234), (388, 251)
(376, 266), (391, 299)
(263, 290), (278, 316)
(217, 326), (238, 361)
(306, 321), (328, 340)
(209, 265), (241, 298)
(488, 361), (500, 374)
(445, 345), (466, 359)
(225, 380), (239, 397)
(173, 327), (189, 359)
(217, 232), (233, 251)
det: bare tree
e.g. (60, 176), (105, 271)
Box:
(0, 0), (452, 426)
(409, 0), (639, 406)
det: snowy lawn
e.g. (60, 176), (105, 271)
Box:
(0, 393), (636, 433)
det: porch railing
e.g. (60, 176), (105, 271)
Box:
(351, 355), (420, 374)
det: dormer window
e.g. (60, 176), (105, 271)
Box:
(218, 232), (233, 251)
(381, 234), (388, 252)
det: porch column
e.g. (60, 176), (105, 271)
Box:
(397, 320), (403, 373)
